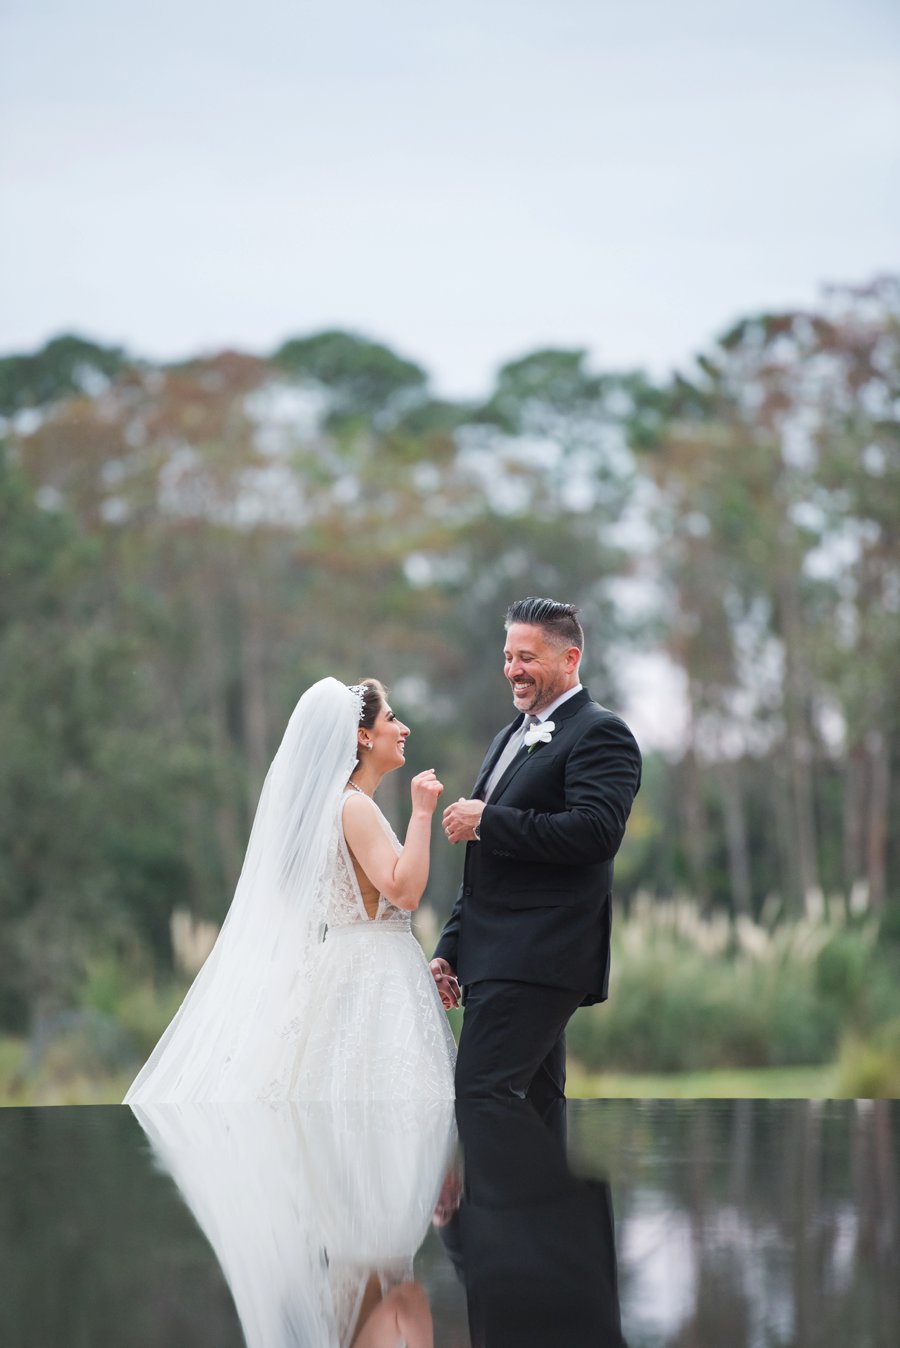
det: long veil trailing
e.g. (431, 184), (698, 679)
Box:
(124, 677), (364, 1104)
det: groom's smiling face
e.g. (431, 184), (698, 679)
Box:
(503, 622), (580, 715)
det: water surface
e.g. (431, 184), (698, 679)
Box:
(1, 1099), (896, 1346)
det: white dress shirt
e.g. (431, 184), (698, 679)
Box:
(532, 682), (583, 723)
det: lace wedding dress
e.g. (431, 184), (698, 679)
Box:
(124, 679), (456, 1105)
(282, 789), (457, 1101)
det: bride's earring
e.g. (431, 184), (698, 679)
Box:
(365, 742), (373, 751)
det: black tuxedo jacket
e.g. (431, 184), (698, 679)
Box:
(434, 688), (641, 1005)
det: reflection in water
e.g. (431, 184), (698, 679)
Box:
(444, 1100), (625, 1347)
(2, 1100), (897, 1347)
(132, 1101), (456, 1348)
(568, 1099), (900, 1348)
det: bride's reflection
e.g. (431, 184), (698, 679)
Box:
(441, 1099), (625, 1347)
(132, 1100), (456, 1348)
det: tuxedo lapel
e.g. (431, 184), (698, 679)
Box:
(553, 687), (592, 722)
(473, 716), (524, 800)
(488, 688), (592, 804)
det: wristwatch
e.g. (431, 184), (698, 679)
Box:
(472, 820), (482, 841)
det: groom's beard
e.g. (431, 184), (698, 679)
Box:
(510, 677), (564, 715)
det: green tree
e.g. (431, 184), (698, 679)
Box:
(273, 329), (428, 430)
(0, 334), (126, 415)
(0, 448), (207, 1028)
(633, 278), (900, 918)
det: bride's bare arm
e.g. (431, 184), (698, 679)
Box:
(342, 770), (444, 911)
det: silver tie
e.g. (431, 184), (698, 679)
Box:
(483, 716), (538, 801)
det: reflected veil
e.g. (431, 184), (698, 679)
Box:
(132, 1101), (456, 1348)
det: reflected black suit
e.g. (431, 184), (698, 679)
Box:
(440, 1100), (626, 1348)
(435, 688), (641, 1107)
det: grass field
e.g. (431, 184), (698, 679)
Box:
(567, 1062), (839, 1098)
(1, 1032), (843, 1104)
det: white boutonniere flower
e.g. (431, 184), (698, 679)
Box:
(523, 719), (555, 751)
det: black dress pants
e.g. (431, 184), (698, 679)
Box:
(455, 979), (585, 1121)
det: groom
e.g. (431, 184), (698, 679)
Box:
(431, 597), (642, 1115)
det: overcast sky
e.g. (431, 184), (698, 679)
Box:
(2, 0), (898, 397)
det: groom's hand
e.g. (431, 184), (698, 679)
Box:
(432, 1161), (462, 1225)
(442, 797), (485, 845)
(430, 958), (461, 1009)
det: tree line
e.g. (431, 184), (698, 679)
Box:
(1, 277), (897, 1030)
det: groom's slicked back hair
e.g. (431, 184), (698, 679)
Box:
(505, 597), (584, 652)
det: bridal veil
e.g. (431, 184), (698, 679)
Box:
(124, 678), (363, 1103)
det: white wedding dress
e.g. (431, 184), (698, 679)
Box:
(283, 789), (457, 1101)
(124, 679), (456, 1105)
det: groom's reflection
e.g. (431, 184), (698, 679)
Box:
(439, 1099), (625, 1347)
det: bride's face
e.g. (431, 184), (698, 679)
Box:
(362, 701), (410, 772)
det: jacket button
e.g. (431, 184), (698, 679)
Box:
(463, 885), (473, 896)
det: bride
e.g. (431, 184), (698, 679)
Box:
(124, 677), (457, 1103)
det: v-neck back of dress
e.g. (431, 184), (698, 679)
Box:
(329, 788), (410, 931)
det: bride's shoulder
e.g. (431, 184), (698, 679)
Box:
(341, 789), (396, 848)
(340, 787), (380, 825)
